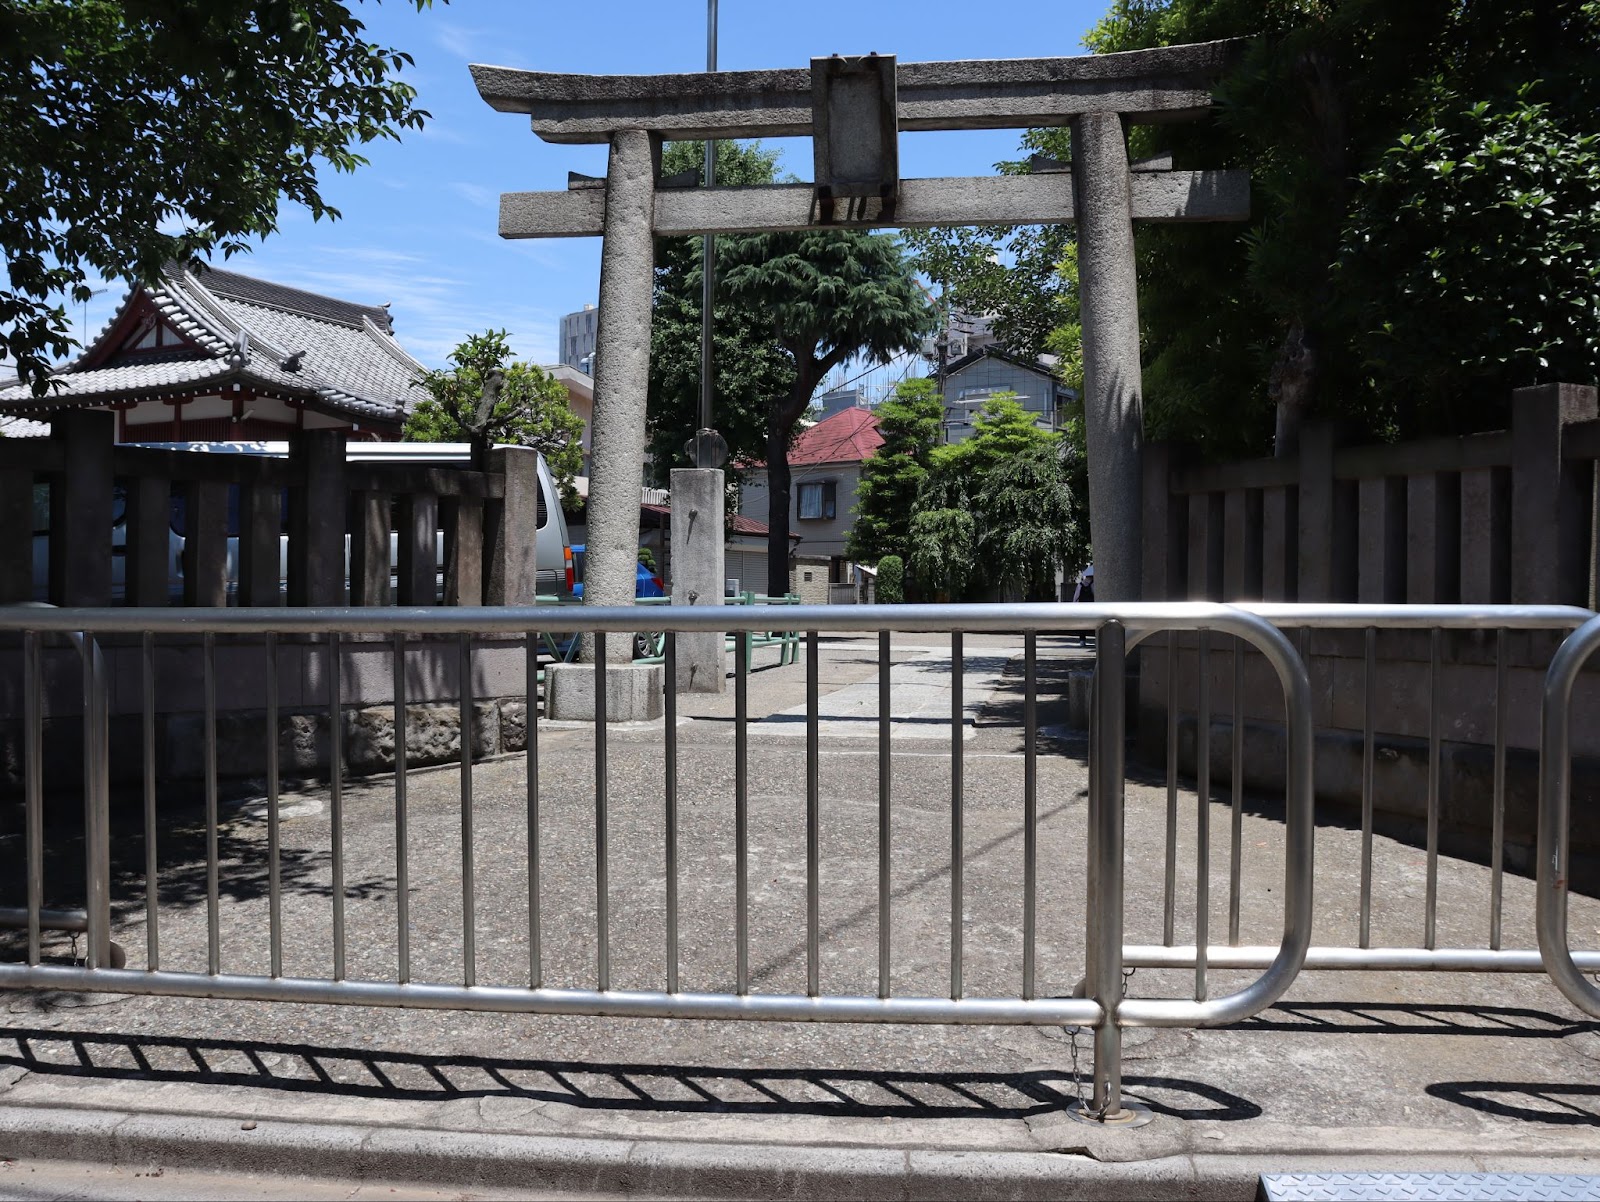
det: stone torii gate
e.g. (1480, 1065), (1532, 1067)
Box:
(472, 42), (1246, 705)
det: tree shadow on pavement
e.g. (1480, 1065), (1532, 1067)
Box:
(0, 1024), (1258, 1122)
(973, 652), (1086, 736)
(0, 796), (390, 939)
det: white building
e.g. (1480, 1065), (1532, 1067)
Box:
(939, 346), (1076, 444)
(558, 304), (599, 370)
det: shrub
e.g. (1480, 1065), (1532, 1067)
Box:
(876, 555), (905, 604)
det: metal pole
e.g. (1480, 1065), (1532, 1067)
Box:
(695, 0), (719, 457)
(203, 632), (219, 975)
(1088, 620), (1127, 1117)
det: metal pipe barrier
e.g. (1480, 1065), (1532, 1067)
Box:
(2, 603), (116, 970)
(1538, 612), (1600, 1018)
(0, 602), (1314, 1124)
(1123, 603), (1600, 984)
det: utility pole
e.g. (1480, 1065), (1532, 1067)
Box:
(691, 0), (727, 471)
(934, 288), (951, 442)
(669, 0), (730, 693)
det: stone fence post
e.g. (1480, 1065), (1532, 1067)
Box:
(287, 429), (348, 607)
(485, 446), (540, 606)
(48, 410), (115, 606)
(1511, 382), (1598, 605)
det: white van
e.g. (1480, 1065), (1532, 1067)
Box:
(30, 441), (572, 604)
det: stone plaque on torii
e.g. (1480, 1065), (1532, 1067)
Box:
(471, 41), (1246, 669)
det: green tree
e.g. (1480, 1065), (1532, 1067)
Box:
(912, 395), (1087, 600)
(719, 229), (935, 594)
(906, 508), (976, 601)
(936, 393), (1060, 481)
(902, 144), (1082, 365)
(979, 441), (1089, 600)
(406, 330), (585, 503)
(910, 1), (1600, 456)
(1336, 91), (1600, 434)
(1, 0), (435, 392)
(1084, 0), (1600, 452)
(646, 140), (796, 481)
(844, 377), (943, 569)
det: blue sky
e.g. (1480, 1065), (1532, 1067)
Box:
(74, 0), (1110, 381)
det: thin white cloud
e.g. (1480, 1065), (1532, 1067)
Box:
(431, 22), (488, 61)
(449, 181), (499, 211)
(247, 247), (565, 369)
(411, 121), (476, 147)
(460, 227), (571, 271)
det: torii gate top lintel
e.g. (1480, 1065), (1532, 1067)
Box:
(470, 38), (1244, 143)
(472, 39), (1249, 240)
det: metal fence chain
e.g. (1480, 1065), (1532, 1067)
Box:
(1066, 1024), (1085, 1108)
(1062, 970), (1137, 1117)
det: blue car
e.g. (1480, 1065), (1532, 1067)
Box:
(562, 545), (665, 659)
(565, 544), (665, 599)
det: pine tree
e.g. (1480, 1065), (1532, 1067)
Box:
(646, 140), (795, 481)
(719, 229), (934, 594)
(405, 330), (585, 504)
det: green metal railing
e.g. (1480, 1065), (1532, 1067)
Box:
(533, 591), (802, 671)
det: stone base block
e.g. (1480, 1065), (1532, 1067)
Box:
(545, 663), (663, 723)
(1064, 666), (1095, 729)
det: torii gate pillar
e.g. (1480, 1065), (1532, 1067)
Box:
(583, 128), (657, 662)
(1072, 113), (1144, 602)
(544, 129), (667, 720)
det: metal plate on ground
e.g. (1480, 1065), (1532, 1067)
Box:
(1259, 1173), (1600, 1201)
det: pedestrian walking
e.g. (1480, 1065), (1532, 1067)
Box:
(1072, 563), (1095, 647)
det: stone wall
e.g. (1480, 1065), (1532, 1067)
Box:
(1133, 630), (1600, 891)
(0, 634), (537, 798)
(790, 555), (832, 605)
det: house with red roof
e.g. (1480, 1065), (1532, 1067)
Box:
(738, 406), (883, 599)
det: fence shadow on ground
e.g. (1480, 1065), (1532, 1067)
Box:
(1426, 1080), (1600, 1126)
(0, 1023), (1257, 1122)
(1233, 1001), (1598, 1039)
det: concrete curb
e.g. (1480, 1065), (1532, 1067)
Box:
(2, 1103), (1597, 1201)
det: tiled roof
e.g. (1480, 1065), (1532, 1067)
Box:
(0, 265), (424, 424)
(640, 502), (795, 540)
(194, 265), (395, 332)
(786, 407), (882, 467)
(0, 412), (49, 437)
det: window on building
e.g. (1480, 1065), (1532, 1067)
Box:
(797, 480), (836, 520)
